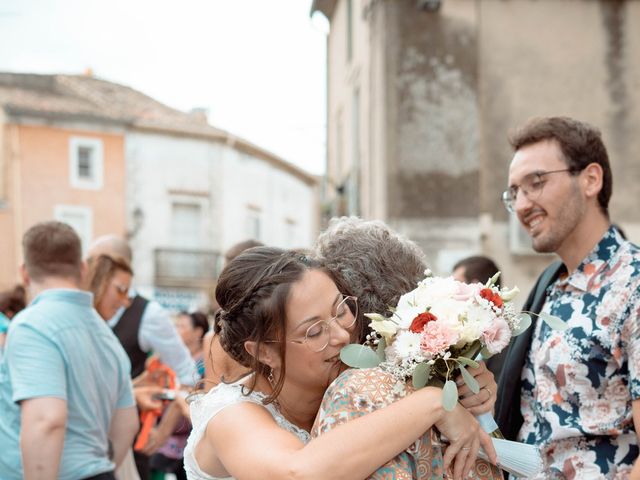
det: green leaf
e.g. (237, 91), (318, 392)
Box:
(459, 365), (480, 394)
(364, 313), (387, 323)
(442, 380), (458, 411)
(540, 312), (569, 331)
(456, 356), (480, 369)
(340, 344), (381, 368)
(376, 337), (387, 362)
(512, 313), (532, 336)
(412, 362), (431, 389)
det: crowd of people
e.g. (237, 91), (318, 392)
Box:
(0, 115), (639, 480)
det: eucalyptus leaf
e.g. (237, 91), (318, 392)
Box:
(512, 313), (532, 336)
(340, 344), (381, 368)
(376, 337), (387, 362)
(442, 380), (458, 411)
(412, 362), (431, 389)
(459, 365), (480, 394)
(456, 356), (480, 369)
(364, 313), (388, 323)
(540, 312), (569, 331)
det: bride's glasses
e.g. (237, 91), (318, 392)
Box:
(290, 294), (358, 352)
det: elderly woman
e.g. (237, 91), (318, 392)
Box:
(314, 217), (502, 479)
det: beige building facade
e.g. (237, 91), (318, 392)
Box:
(314, 0), (640, 294)
(0, 73), (320, 309)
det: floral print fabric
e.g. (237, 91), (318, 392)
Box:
(312, 368), (502, 479)
(518, 227), (640, 479)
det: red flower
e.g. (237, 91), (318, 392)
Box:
(480, 288), (503, 308)
(410, 312), (438, 333)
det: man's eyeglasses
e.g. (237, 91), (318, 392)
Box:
(289, 294), (358, 352)
(501, 168), (580, 213)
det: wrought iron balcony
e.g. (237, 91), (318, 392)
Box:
(154, 248), (220, 288)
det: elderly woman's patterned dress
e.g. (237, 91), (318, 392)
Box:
(312, 368), (503, 480)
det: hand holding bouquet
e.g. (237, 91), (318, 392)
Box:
(341, 271), (565, 477)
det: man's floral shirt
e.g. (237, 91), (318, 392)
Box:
(519, 227), (640, 479)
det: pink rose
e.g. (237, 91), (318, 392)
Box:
(482, 316), (511, 354)
(452, 281), (481, 301)
(420, 320), (459, 357)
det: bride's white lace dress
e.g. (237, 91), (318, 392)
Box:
(183, 382), (310, 480)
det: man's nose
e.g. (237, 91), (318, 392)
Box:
(514, 188), (533, 216)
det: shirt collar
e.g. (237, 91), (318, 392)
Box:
(30, 288), (94, 308)
(562, 225), (624, 292)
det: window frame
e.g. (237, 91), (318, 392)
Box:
(53, 204), (93, 254)
(69, 136), (104, 190)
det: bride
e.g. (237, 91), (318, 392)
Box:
(183, 247), (496, 480)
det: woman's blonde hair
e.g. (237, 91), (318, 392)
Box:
(85, 254), (133, 308)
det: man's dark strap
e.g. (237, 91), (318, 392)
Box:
(495, 261), (564, 440)
(112, 295), (149, 379)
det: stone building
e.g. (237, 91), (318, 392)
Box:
(312, 0), (640, 293)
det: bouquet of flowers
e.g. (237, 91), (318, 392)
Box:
(341, 271), (565, 477)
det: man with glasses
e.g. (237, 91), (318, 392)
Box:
(495, 117), (640, 478)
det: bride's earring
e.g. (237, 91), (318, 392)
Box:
(268, 367), (276, 387)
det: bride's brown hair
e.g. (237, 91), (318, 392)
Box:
(215, 246), (338, 403)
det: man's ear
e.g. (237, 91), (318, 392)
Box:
(582, 163), (604, 200)
(244, 340), (280, 370)
(19, 264), (30, 288)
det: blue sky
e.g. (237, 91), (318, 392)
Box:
(0, 0), (328, 175)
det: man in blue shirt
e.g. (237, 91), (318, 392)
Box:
(0, 221), (139, 479)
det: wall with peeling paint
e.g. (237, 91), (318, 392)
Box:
(322, 0), (640, 294)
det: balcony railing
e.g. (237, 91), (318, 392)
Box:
(154, 248), (220, 288)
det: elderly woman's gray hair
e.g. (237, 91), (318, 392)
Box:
(314, 216), (427, 342)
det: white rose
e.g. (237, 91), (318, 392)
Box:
(393, 304), (424, 329)
(458, 304), (492, 343)
(429, 298), (468, 327)
(414, 277), (459, 304)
